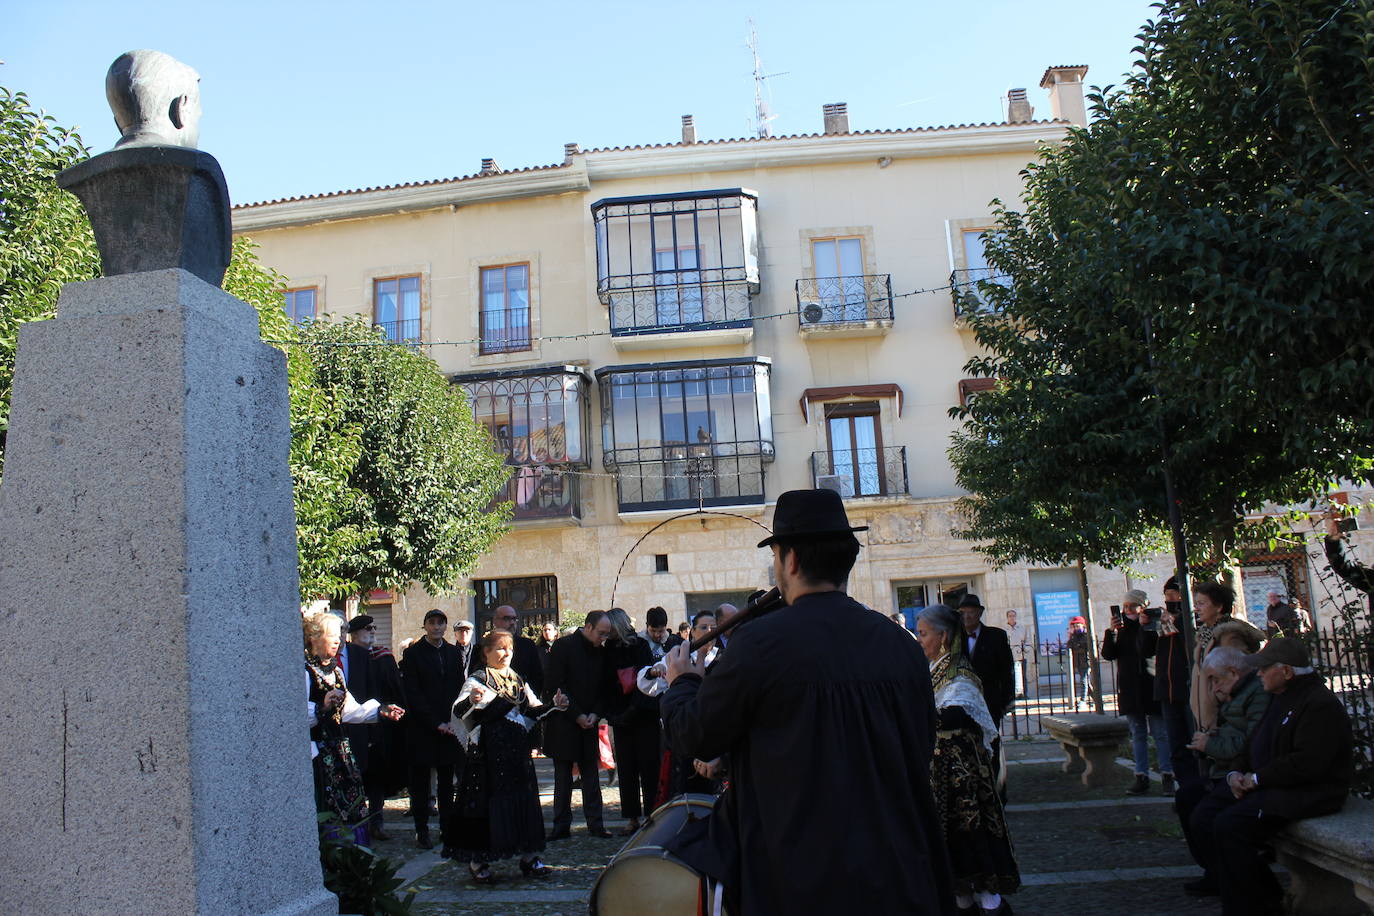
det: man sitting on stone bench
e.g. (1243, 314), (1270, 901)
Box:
(1189, 639), (1353, 916)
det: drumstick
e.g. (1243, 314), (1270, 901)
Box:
(687, 587), (786, 654)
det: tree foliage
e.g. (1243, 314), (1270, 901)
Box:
(297, 316), (511, 597)
(951, 0), (1374, 570)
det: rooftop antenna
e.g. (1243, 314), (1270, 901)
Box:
(748, 20), (786, 138)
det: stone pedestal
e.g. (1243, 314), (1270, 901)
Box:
(0, 269), (336, 915)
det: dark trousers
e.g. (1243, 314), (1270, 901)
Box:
(1159, 700), (1198, 787)
(612, 719), (662, 821)
(552, 730), (604, 834)
(1176, 777), (1216, 877)
(408, 764), (454, 833)
(1190, 784), (1290, 916)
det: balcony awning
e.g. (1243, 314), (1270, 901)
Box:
(799, 384), (903, 422)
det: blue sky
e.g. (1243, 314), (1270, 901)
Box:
(6, 0), (1156, 205)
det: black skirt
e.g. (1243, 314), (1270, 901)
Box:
(931, 727), (1021, 896)
(444, 715), (545, 862)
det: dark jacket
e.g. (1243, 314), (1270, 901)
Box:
(342, 642), (403, 773)
(661, 590), (952, 916)
(1101, 617), (1159, 716)
(1202, 669), (1269, 777)
(1326, 536), (1374, 613)
(1243, 673), (1353, 820)
(541, 630), (608, 761)
(604, 637), (657, 727)
(470, 633), (545, 700)
(1152, 624), (1190, 706)
(960, 623), (1015, 722)
(399, 637), (466, 768)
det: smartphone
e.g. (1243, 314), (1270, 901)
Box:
(1339, 516), (1360, 534)
(1110, 604), (1122, 626)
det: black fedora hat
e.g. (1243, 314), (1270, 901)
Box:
(758, 488), (868, 548)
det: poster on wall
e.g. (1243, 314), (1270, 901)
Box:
(1033, 590), (1081, 646)
(1241, 572), (1285, 631)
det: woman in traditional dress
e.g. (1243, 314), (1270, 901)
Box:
(447, 629), (569, 883)
(916, 604), (1019, 915)
(304, 611), (405, 844)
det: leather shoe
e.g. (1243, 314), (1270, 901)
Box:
(547, 829), (571, 841)
(415, 831), (434, 850)
(587, 827), (613, 838)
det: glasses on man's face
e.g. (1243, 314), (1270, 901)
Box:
(363, 625), (377, 631)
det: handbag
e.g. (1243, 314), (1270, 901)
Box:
(617, 666), (637, 695)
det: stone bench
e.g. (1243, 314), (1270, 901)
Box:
(1272, 797), (1374, 916)
(1042, 713), (1131, 788)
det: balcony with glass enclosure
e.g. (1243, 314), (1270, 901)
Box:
(455, 366), (591, 525)
(592, 189), (760, 350)
(596, 358), (773, 514)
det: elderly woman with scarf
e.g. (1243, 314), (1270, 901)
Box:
(1188, 583), (1264, 737)
(916, 604), (1019, 915)
(304, 611), (405, 843)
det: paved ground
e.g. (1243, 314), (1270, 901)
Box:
(359, 740), (1257, 915)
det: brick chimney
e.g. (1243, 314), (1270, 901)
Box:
(822, 102), (849, 134)
(681, 115), (697, 145)
(479, 157), (501, 175)
(1006, 88), (1034, 123)
(1039, 65), (1089, 127)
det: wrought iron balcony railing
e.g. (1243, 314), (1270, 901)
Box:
(498, 465), (580, 522)
(604, 267), (753, 336)
(811, 446), (909, 499)
(377, 318), (422, 343)
(796, 274), (893, 326)
(479, 307), (531, 354)
(950, 268), (1007, 320)
(604, 444), (770, 512)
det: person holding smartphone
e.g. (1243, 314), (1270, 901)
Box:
(1102, 589), (1174, 795)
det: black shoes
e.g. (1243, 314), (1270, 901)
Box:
(548, 829), (571, 841)
(587, 827), (613, 838)
(1161, 773), (1177, 796)
(469, 863), (495, 884)
(1125, 774), (1150, 795)
(520, 857), (552, 877)
(415, 829), (435, 850)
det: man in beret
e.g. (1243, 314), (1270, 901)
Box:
(1187, 639), (1353, 914)
(343, 615), (405, 840)
(662, 489), (950, 915)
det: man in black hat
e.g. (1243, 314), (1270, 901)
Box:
(661, 489), (951, 915)
(1188, 639), (1353, 914)
(343, 615), (406, 839)
(958, 594), (1015, 729)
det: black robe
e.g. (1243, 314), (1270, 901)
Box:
(661, 590), (953, 915)
(400, 637), (465, 768)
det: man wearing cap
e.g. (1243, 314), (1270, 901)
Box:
(661, 489), (951, 915)
(452, 618), (478, 677)
(1103, 589), (1173, 795)
(400, 609), (466, 850)
(1188, 639), (1353, 915)
(344, 615), (406, 839)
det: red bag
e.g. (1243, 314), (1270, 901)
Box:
(617, 665), (637, 695)
(597, 721), (615, 770)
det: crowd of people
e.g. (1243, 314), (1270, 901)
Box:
(1097, 572), (1356, 916)
(299, 491), (1362, 915)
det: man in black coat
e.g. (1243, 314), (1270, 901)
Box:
(471, 605), (544, 698)
(543, 611), (613, 839)
(1189, 639), (1353, 915)
(662, 489), (952, 915)
(343, 615), (406, 839)
(958, 594), (1014, 725)
(400, 608), (466, 850)
(452, 618), (479, 676)
(1102, 589), (1172, 795)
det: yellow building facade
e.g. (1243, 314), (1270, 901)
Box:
(239, 65), (1186, 647)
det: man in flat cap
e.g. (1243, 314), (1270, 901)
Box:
(1188, 639), (1352, 915)
(661, 489), (951, 915)
(343, 615), (405, 840)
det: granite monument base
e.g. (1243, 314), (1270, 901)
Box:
(0, 269), (336, 915)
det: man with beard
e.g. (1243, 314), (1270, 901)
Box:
(343, 615), (405, 840)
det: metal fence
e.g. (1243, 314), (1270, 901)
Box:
(1310, 623), (1374, 799)
(1002, 637), (1119, 738)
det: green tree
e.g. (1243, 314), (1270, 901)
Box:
(0, 87), (98, 476)
(952, 0), (1374, 571)
(297, 316), (511, 597)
